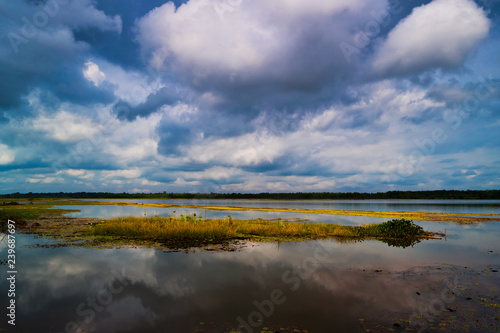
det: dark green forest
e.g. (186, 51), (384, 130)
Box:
(1, 190), (500, 200)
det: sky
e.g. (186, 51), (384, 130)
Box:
(0, 0), (499, 194)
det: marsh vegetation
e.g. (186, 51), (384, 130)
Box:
(91, 215), (434, 248)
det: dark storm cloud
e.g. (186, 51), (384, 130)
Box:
(157, 124), (192, 156)
(425, 75), (500, 127)
(155, 107), (253, 157)
(0, 0), (120, 111)
(113, 87), (181, 121)
(86, 0), (188, 68)
(240, 155), (343, 179)
(401, 107), (445, 125)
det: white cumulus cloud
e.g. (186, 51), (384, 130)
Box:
(0, 144), (15, 165)
(372, 0), (490, 76)
(83, 61), (106, 86)
(33, 111), (101, 143)
(136, 0), (386, 86)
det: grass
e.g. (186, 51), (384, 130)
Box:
(0, 202), (78, 221)
(0, 201), (81, 236)
(92, 215), (435, 248)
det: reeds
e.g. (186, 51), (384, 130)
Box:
(92, 216), (427, 247)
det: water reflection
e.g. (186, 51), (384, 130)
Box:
(1, 222), (499, 333)
(0, 240), (417, 332)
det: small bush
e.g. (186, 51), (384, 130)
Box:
(357, 219), (425, 238)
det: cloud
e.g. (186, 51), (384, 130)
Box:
(0, 0), (499, 194)
(26, 176), (63, 184)
(84, 59), (167, 106)
(33, 111), (101, 143)
(0, 144), (15, 165)
(135, 0), (387, 97)
(170, 81), (439, 174)
(372, 0), (490, 76)
(114, 86), (181, 121)
(102, 169), (142, 179)
(0, 0), (121, 110)
(83, 61), (106, 86)
(102, 112), (160, 164)
(62, 169), (95, 179)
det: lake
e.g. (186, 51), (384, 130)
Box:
(77, 198), (500, 214)
(62, 199), (500, 226)
(1, 200), (499, 332)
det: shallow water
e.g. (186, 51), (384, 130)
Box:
(60, 198), (500, 226)
(1, 222), (499, 333)
(1, 201), (499, 332)
(77, 198), (500, 214)
(60, 204), (387, 225)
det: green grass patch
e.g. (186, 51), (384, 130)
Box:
(0, 203), (79, 222)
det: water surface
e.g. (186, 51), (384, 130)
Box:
(1, 200), (499, 332)
(61, 204), (386, 225)
(77, 198), (500, 214)
(1, 221), (499, 332)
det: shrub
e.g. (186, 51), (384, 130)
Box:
(372, 219), (425, 238)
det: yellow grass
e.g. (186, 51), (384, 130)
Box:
(92, 216), (361, 245)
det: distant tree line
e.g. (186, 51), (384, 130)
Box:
(1, 190), (500, 200)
